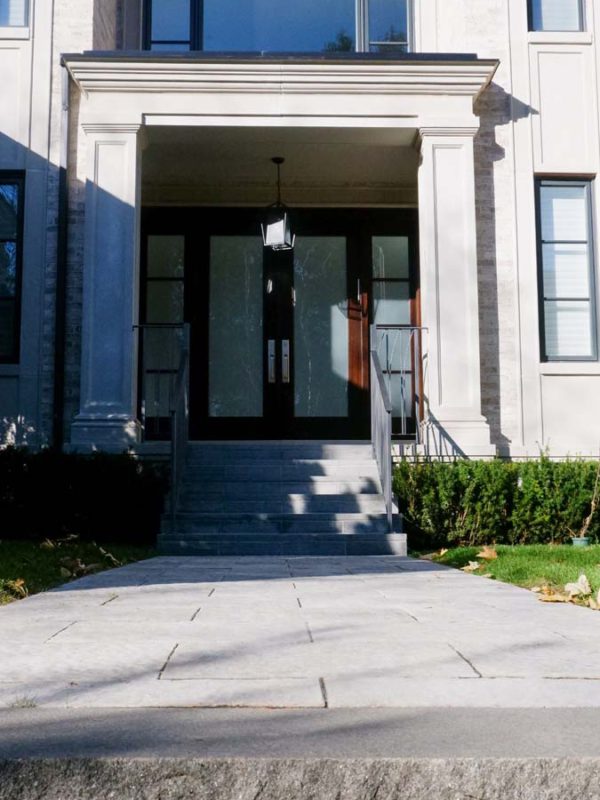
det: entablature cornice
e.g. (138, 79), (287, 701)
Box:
(63, 56), (499, 101)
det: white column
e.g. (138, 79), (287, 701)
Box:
(71, 124), (142, 450)
(418, 127), (495, 457)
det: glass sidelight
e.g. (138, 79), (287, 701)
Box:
(208, 236), (264, 417)
(293, 237), (349, 418)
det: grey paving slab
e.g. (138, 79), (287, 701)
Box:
(5, 707), (600, 759)
(4, 555), (600, 708)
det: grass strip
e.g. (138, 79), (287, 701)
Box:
(0, 539), (155, 604)
(430, 544), (600, 593)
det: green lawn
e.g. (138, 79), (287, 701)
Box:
(430, 544), (600, 593)
(0, 539), (155, 605)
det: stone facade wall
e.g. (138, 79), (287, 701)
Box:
(466, 0), (522, 453)
(93, 0), (120, 50)
(40, 0), (94, 443)
(43, 0), (529, 453)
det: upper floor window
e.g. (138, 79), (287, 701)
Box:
(144, 0), (411, 53)
(0, 0), (28, 27)
(536, 180), (597, 361)
(0, 175), (24, 363)
(529, 0), (584, 31)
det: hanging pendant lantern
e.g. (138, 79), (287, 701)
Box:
(262, 157), (295, 251)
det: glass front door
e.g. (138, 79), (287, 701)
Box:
(141, 208), (417, 440)
(204, 228), (359, 438)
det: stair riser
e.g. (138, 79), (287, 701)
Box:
(180, 480), (382, 499)
(166, 517), (391, 535)
(177, 497), (386, 514)
(183, 466), (381, 482)
(158, 534), (407, 557)
(186, 445), (373, 462)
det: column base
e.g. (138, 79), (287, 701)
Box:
(70, 416), (142, 453)
(420, 416), (497, 459)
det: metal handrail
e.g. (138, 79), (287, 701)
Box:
(373, 325), (428, 446)
(170, 324), (190, 528)
(370, 325), (393, 531)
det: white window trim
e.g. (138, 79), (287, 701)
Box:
(528, 31), (592, 44)
(0, 26), (29, 39)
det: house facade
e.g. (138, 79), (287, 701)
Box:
(0, 0), (599, 458)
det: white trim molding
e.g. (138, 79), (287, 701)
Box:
(64, 55), (499, 99)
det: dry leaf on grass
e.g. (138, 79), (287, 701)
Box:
(477, 546), (498, 561)
(462, 561), (482, 573)
(564, 574), (592, 598)
(40, 539), (56, 550)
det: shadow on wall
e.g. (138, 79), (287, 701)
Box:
(473, 83), (536, 457)
(0, 96), (139, 453)
(0, 129), (59, 449)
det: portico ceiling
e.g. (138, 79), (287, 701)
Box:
(142, 125), (419, 206)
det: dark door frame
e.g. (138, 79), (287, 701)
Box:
(140, 206), (419, 440)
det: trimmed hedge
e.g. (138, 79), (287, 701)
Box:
(0, 448), (168, 545)
(394, 457), (600, 550)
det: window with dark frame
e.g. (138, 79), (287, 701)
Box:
(0, 174), (23, 363)
(528, 0), (584, 31)
(143, 0), (411, 53)
(536, 179), (598, 362)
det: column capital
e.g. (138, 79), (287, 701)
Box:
(417, 125), (479, 145)
(81, 122), (143, 136)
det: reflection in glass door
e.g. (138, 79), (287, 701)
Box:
(293, 237), (349, 418)
(208, 236), (264, 418)
(141, 207), (417, 440)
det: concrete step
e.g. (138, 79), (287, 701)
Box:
(181, 478), (383, 499)
(182, 462), (381, 482)
(166, 512), (392, 535)
(158, 532), (407, 556)
(186, 441), (373, 462)
(176, 494), (387, 514)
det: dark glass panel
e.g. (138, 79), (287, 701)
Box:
(151, 0), (190, 43)
(0, 184), (18, 239)
(203, 0), (355, 53)
(369, 0), (408, 50)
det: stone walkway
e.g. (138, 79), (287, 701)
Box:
(2, 556), (600, 709)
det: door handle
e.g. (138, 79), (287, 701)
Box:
(268, 339), (276, 384)
(282, 339), (290, 384)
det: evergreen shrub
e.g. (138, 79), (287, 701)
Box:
(0, 448), (167, 545)
(394, 456), (600, 550)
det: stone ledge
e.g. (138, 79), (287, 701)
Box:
(1, 758), (600, 800)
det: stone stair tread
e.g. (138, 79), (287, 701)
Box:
(160, 441), (405, 556)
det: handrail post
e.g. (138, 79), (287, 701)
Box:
(170, 323), (190, 531)
(370, 324), (393, 532)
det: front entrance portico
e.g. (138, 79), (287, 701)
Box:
(64, 53), (498, 456)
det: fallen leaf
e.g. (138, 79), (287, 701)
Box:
(531, 586), (543, 593)
(7, 579), (27, 598)
(565, 574), (592, 598)
(40, 539), (55, 550)
(538, 592), (570, 604)
(98, 546), (121, 567)
(438, 548), (449, 557)
(462, 561), (481, 573)
(477, 546), (498, 561)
